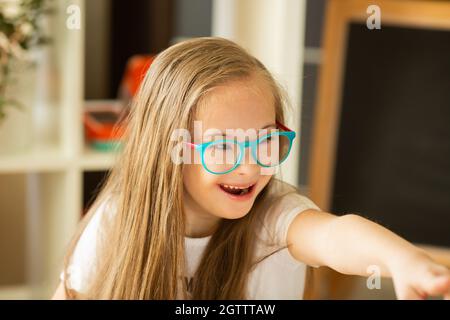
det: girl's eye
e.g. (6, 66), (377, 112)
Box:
(215, 143), (230, 150)
(259, 135), (273, 143)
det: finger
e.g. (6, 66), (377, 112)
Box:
(395, 285), (427, 300)
(420, 273), (450, 297)
(444, 278), (450, 300)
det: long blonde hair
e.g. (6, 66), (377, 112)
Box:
(63, 37), (306, 299)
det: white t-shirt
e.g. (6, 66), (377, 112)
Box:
(61, 192), (321, 299)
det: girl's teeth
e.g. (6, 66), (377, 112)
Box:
(220, 183), (253, 196)
(222, 184), (250, 189)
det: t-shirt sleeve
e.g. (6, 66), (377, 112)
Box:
(262, 192), (321, 247)
(60, 199), (113, 293)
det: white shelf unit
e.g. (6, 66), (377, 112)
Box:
(0, 0), (117, 299)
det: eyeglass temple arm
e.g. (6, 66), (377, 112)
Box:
(276, 121), (293, 132)
(184, 141), (197, 149)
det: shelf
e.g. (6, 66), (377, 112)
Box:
(79, 146), (118, 171)
(0, 144), (119, 173)
(0, 0), (86, 298)
(0, 145), (69, 174)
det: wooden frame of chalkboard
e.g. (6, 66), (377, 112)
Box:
(309, 0), (450, 270)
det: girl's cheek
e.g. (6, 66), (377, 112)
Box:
(260, 166), (277, 176)
(183, 164), (203, 187)
(194, 165), (218, 188)
(257, 173), (272, 192)
(193, 148), (201, 165)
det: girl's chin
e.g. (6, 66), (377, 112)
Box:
(214, 202), (254, 220)
(219, 210), (251, 220)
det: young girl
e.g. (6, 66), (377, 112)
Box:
(53, 37), (450, 300)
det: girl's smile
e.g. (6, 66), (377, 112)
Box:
(218, 182), (257, 200)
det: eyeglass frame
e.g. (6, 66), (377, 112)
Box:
(184, 121), (296, 175)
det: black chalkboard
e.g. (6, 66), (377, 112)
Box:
(331, 23), (450, 247)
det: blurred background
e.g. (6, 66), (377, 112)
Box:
(0, 0), (449, 299)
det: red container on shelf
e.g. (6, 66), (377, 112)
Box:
(84, 100), (126, 152)
(84, 55), (156, 152)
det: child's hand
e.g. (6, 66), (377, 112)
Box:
(390, 252), (450, 300)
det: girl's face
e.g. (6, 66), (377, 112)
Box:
(183, 76), (276, 233)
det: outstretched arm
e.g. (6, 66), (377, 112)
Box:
(287, 210), (450, 299)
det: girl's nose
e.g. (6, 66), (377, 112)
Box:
(235, 163), (260, 176)
(234, 150), (259, 176)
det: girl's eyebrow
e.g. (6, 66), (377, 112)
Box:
(204, 123), (277, 137)
(261, 123), (277, 130)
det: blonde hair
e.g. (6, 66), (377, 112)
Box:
(62, 37), (308, 299)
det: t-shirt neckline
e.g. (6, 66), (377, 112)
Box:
(185, 235), (212, 247)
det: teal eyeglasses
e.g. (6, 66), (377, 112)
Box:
(185, 121), (296, 175)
